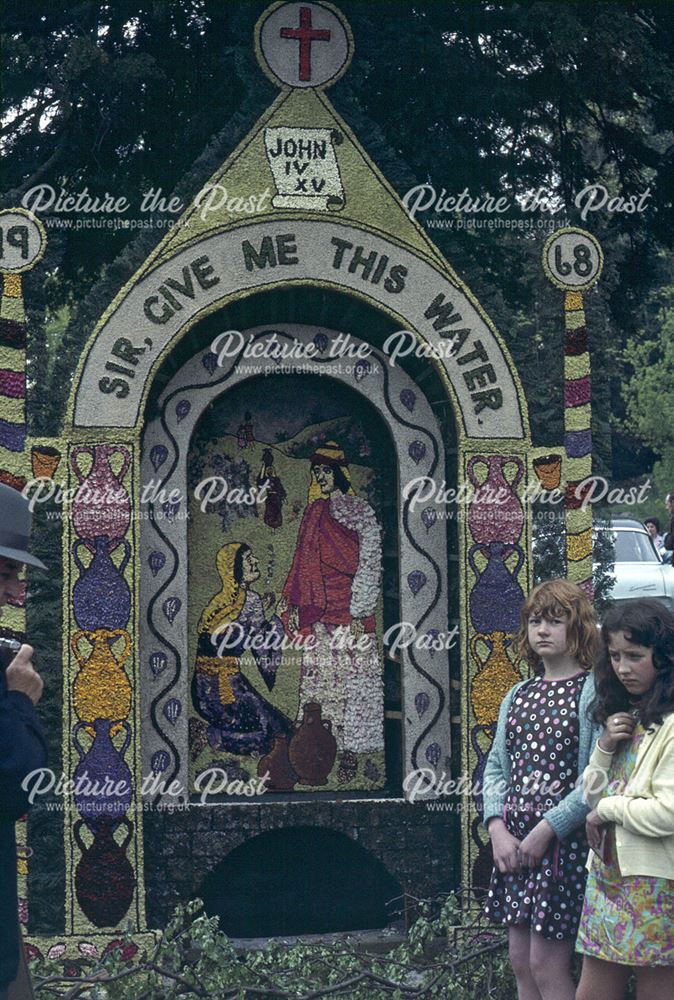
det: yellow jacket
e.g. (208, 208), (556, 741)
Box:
(583, 711), (674, 879)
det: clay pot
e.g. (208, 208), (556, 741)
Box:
(258, 734), (297, 791)
(533, 453), (562, 490)
(31, 445), (61, 480)
(289, 703), (337, 786)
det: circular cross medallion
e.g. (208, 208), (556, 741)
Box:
(256, 2), (353, 90)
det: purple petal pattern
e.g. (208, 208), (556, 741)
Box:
(415, 691), (430, 718)
(407, 570), (427, 596)
(162, 596), (181, 624)
(150, 445), (168, 472)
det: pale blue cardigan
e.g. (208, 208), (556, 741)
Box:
(482, 673), (601, 840)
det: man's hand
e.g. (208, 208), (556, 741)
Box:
(350, 618), (365, 638)
(487, 818), (522, 874)
(288, 606), (299, 632)
(6, 644), (43, 705)
(518, 818), (555, 868)
(599, 712), (636, 753)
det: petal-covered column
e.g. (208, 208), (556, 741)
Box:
(64, 438), (147, 935)
(0, 208), (47, 946)
(462, 448), (530, 892)
(543, 228), (604, 599)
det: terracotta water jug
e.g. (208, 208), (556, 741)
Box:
(258, 734), (298, 791)
(289, 703), (337, 786)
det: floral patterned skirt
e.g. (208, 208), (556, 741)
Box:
(576, 863), (674, 966)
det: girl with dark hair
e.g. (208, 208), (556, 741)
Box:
(483, 579), (601, 1000)
(643, 516), (663, 553)
(576, 599), (674, 1000)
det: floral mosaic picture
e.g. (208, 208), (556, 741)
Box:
(186, 375), (394, 792)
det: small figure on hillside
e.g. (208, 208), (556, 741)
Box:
(257, 448), (287, 530)
(243, 412), (255, 449)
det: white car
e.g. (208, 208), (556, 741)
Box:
(596, 519), (674, 612)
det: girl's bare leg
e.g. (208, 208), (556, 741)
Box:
(634, 965), (674, 1000)
(508, 926), (543, 1000)
(528, 934), (575, 1000)
(576, 955), (630, 1000)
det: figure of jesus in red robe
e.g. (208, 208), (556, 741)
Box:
(279, 443), (384, 756)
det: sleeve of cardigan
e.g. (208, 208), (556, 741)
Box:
(597, 729), (674, 837)
(582, 738), (615, 810)
(543, 674), (601, 840)
(481, 682), (519, 829)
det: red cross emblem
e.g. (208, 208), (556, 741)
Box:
(280, 6), (331, 82)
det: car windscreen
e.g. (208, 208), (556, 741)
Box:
(612, 530), (661, 563)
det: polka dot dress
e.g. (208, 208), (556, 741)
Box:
(484, 673), (590, 940)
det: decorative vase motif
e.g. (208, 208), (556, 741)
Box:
(288, 702), (337, 786)
(72, 537), (131, 631)
(72, 719), (132, 830)
(258, 734), (297, 791)
(466, 455), (524, 545)
(468, 542), (525, 634)
(72, 629), (132, 731)
(470, 632), (521, 726)
(71, 445), (131, 542)
(74, 818), (135, 927)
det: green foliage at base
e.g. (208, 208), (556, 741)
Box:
(31, 896), (514, 999)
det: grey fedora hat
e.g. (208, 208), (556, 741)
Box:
(0, 483), (47, 569)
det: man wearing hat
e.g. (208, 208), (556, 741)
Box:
(0, 484), (47, 1000)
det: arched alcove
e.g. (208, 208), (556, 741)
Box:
(140, 320), (452, 799)
(200, 826), (403, 936)
(185, 371), (400, 793)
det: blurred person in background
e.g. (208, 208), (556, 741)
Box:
(644, 516), (664, 554)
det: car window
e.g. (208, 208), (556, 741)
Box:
(613, 530), (660, 563)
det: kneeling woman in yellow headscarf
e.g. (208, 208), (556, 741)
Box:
(191, 542), (292, 754)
